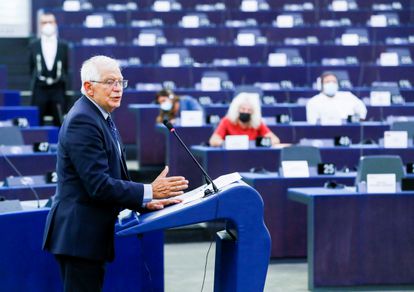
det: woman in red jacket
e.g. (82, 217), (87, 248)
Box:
(209, 92), (280, 147)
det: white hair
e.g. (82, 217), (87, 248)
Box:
(226, 92), (262, 128)
(80, 55), (120, 96)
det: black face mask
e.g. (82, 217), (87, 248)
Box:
(239, 113), (251, 123)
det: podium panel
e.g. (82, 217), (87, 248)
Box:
(116, 181), (271, 292)
(0, 209), (163, 291)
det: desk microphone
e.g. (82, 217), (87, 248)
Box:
(287, 104), (297, 143)
(359, 121), (364, 160)
(163, 120), (219, 196)
(0, 147), (41, 208)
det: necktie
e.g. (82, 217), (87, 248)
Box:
(107, 115), (128, 175)
(106, 115), (119, 144)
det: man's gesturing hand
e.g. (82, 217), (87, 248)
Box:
(151, 166), (188, 199)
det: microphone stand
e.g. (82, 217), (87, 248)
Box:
(163, 120), (219, 196)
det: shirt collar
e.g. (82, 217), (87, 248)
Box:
(85, 95), (110, 120)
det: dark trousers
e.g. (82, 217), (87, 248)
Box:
(54, 254), (106, 292)
(32, 82), (66, 126)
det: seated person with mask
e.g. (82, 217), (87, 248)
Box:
(155, 89), (202, 123)
(306, 72), (367, 124)
(209, 92), (280, 147)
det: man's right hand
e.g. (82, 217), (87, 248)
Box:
(151, 166), (188, 199)
(146, 198), (182, 210)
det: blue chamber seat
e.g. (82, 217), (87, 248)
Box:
(355, 155), (405, 184)
(280, 145), (322, 167)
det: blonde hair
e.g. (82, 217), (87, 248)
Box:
(80, 55), (121, 96)
(226, 92), (262, 128)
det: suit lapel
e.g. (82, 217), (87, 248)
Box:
(82, 97), (131, 180)
(54, 42), (64, 70)
(36, 41), (48, 71)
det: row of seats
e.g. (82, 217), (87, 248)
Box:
(281, 146), (405, 184)
(121, 88), (414, 105)
(45, 4), (413, 103)
(51, 9), (414, 27)
(105, 66), (414, 95)
(72, 45), (414, 67)
(58, 26), (414, 45)
(0, 90), (57, 189)
(71, 45), (413, 96)
(60, 0), (412, 12)
(72, 46), (412, 66)
(0, 126), (57, 192)
(0, 153), (406, 201)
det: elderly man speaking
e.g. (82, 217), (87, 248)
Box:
(43, 55), (188, 291)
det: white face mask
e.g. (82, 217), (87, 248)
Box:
(41, 23), (57, 37)
(160, 100), (173, 111)
(323, 82), (339, 97)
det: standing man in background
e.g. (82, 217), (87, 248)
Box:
(42, 55), (188, 291)
(29, 12), (69, 126)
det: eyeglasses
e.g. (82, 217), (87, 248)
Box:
(90, 79), (128, 89)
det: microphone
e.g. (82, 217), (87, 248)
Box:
(287, 103), (297, 143)
(0, 147), (41, 208)
(162, 120), (219, 196)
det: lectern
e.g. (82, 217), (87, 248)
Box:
(116, 181), (271, 292)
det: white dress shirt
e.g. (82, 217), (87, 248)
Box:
(41, 36), (58, 71)
(306, 91), (368, 124)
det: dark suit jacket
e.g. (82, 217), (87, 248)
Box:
(29, 38), (69, 89)
(43, 96), (144, 262)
